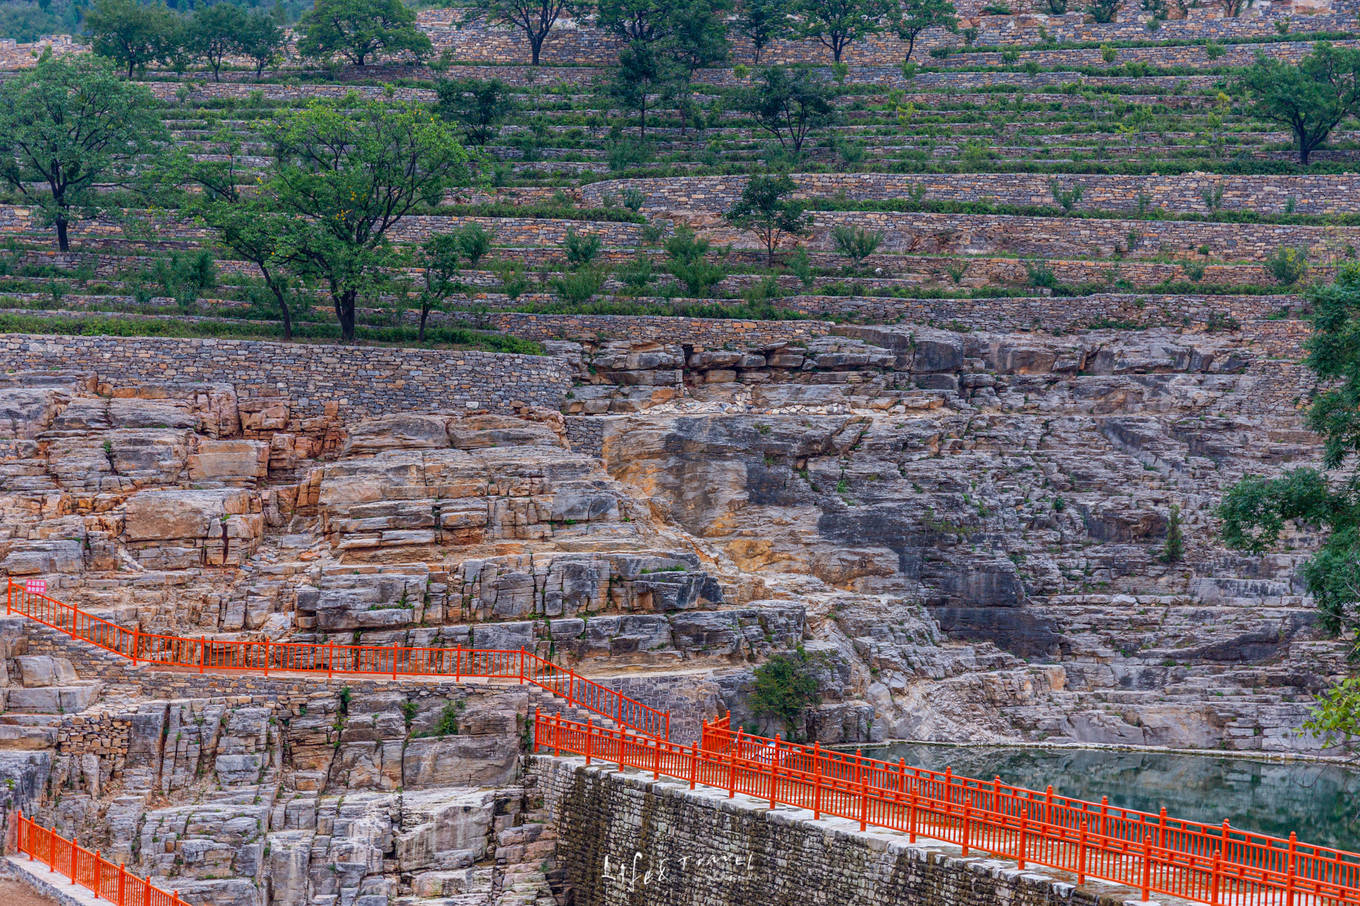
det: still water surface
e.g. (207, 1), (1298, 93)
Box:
(860, 743), (1360, 852)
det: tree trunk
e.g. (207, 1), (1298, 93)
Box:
(1299, 133), (1310, 166)
(55, 217), (69, 253)
(419, 301), (431, 342)
(530, 34), (543, 65)
(127, 59), (135, 79)
(336, 288), (358, 342)
(262, 266), (292, 341)
(640, 95), (647, 141)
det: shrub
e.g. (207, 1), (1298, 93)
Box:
(1100, 43), (1117, 63)
(1204, 41), (1225, 60)
(415, 701), (464, 738)
(831, 225), (885, 266)
(552, 267), (605, 304)
(1086, 0), (1119, 23)
(1161, 504), (1184, 563)
(750, 646), (822, 741)
(1267, 246), (1309, 286)
(665, 226), (728, 295)
(563, 229), (603, 269)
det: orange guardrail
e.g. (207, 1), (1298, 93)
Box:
(536, 710), (1360, 906)
(8, 810), (185, 906)
(4, 578), (669, 739)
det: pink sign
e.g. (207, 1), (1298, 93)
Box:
(24, 579), (45, 596)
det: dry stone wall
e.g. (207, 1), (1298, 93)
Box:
(0, 333), (571, 418)
(530, 756), (1132, 906)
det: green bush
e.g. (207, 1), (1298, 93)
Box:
(750, 646), (822, 741)
(831, 224), (884, 266)
(551, 267), (605, 304)
(1267, 246), (1309, 286)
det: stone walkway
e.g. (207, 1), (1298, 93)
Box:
(4, 856), (102, 906)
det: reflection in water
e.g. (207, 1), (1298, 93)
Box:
(861, 743), (1360, 852)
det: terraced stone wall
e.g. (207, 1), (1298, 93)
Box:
(530, 756), (1126, 906)
(0, 334), (572, 418)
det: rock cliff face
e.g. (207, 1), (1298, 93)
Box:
(0, 315), (1345, 903)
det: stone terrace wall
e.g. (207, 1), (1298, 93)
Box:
(529, 756), (1131, 906)
(583, 173), (1360, 217)
(0, 334), (571, 418)
(482, 312), (831, 347)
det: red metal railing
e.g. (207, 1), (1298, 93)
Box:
(9, 810), (185, 906)
(4, 578), (669, 739)
(536, 710), (1360, 906)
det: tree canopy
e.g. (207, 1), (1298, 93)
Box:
(893, 0), (957, 63)
(0, 54), (166, 251)
(1234, 42), (1360, 165)
(795, 0), (892, 63)
(84, 0), (180, 78)
(462, 0), (575, 65)
(296, 0), (433, 66)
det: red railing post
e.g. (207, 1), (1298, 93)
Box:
(908, 791), (917, 843)
(584, 718), (592, 765)
(1018, 814), (1028, 869)
(93, 849), (101, 899)
(858, 750), (869, 832)
(945, 764), (952, 807)
(1077, 818), (1088, 885)
(70, 835), (77, 884)
(768, 736), (780, 810)
(652, 730), (662, 780)
(729, 730), (741, 798)
(532, 707), (541, 752)
(689, 743), (697, 790)
(118, 861), (126, 905)
(1142, 832), (1153, 901)
(1046, 785), (1054, 827)
(48, 824), (55, 872)
(518, 648), (525, 685)
(327, 641), (334, 678)
(1210, 855), (1221, 906)
(962, 801), (971, 856)
(993, 775), (1001, 817)
(263, 637), (269, 676)
(1286, 832), (1298, 906)
(617, 728), (626, 772)
(813, 743), (822, 820)
(131, 628), (139, 667)
(1100, 795), (1109, 839)
(392, 642), (399, 680)
(198, 637), (206, 674)
(455, 645), (462, 682)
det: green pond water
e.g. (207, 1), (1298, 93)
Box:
(860, 743), (1360, 853)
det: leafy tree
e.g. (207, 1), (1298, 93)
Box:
(451, 222), (493, 267)
(1085, 0), (1118, 22)
(167, 134), (302, 340)
(83, 0), (179, 78)
(740, 66), (834, 155)
(1234, 44), (1360, 165)
(413, 233), (466, 342)
(1267, 246), (1310, 286)
(0, 55), (166, 252)
(734, 0), (791, 63)
(296, 0), (432, 66)
(893, 0), (957, 63)
(725, 173), (811, 266)
(831, 224), (883, 266)
(595, 0), (676, 43)
(1304, 676), (1360, 747)
(462, 0), (574, 65)
(236, 8), (289, 80)
(668, 0), (731, 74)
(563, 228), (603, 268)
(607, 41), (681, 140)
(795, 0), (892, 63)
(1219, 266), (1360, 636)
(750, 646), (822, 741)
(266, 96), (471, 341)
(186, 2), (248, 81)
(434, 77), (515, 146)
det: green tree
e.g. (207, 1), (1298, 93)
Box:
(266, 96), (471, 341)
(831, 224), (883, 267)
(0, 55), (166, 252)
(607, 41), (681, 140)
(796, 0), (892, 63)
(186, 2), (248, 81)
(595, 0), (676, 43)
(296, 0), (432, 66)
(452, 222), (493, 267)
(893, 0), (957, 63)
(463, 0), (575, 65)
(668, 0), (731, 74)
(236, 8), (289, 80)
(734, 0), (791, 63)
(740, 66), (834, 155)
(1234, 42), (1360, 165)
(666, 225), (727, 294)
(83, 0), (179, 78)
(413, 233), (465, 342)
(435, 77), (515, 145)
(1161, 504), (1184, 563)
(725, 172), (811, 266)
(168, 134), (302, 340)
(1219, 265), (1360, 641)
(750, 646), (822, 741)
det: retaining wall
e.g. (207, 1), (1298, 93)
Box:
(0, 334), (571, 418)
(528, 755), (1133, 906)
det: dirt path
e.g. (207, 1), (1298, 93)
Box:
(0, 878), (59, 905)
